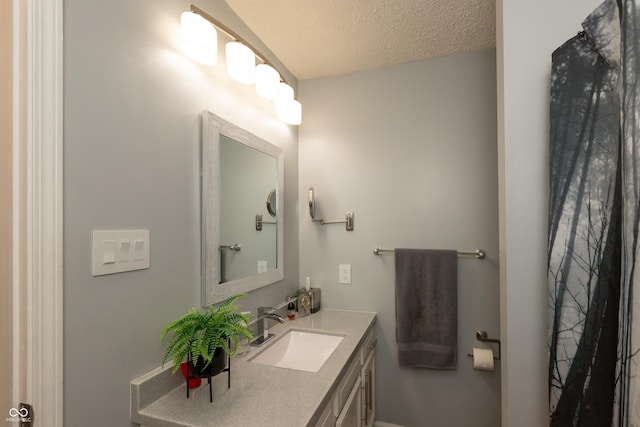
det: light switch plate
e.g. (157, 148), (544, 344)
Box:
(92, 230), (150, 276)
(339, 264), (352, 284)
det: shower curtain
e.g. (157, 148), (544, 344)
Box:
(548, 0), (640, 426)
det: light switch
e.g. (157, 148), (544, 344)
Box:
(339, 264), (352, 284)
(102, 240), (116, 264)
(119, 240), (131, 262)
(257, 260), (268, 273)
(92, 230), (150, 276)
(133, 240), (145, 261)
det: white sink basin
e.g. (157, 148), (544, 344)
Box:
(250, 329), (344, 372)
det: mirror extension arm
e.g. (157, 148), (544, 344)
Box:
(308, 187), (354, 231)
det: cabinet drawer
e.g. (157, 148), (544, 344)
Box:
(332, 355), (361, 417)
(336, 376), (362, 427)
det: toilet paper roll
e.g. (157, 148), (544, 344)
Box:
(472, 348), (494, 371)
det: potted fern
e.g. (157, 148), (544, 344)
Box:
(161, 294), (253, 378)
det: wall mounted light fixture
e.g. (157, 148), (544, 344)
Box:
(181, 5), (302, 125)
(180, 11), (217, 65)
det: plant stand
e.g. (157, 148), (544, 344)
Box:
(185, 345), (231, 403)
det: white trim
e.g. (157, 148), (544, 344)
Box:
(13, 0), (64, 424)
(12, 0), (24, 410)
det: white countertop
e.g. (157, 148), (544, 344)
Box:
(131, 309), (377, 427)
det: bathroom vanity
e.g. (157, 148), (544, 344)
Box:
(131, 309), (376, 427)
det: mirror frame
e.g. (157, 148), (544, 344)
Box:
(201, 110), (284, 305)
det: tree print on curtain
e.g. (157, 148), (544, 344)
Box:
(619, 0), (640, 424)
(548, 0), (640, 426)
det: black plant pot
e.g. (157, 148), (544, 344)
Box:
(191, 347), (227, 378)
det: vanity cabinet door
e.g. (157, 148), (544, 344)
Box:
(336, 376), (362, 427)
(333, 355), (361, 417)
(361, 350), (375, 427)
(314, 401), (336, 427)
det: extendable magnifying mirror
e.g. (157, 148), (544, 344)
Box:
(266, 189), (277, 218)
(256, 189), (277, 231)
(308, 187), (320, 222)
(307, 186), (354, 231)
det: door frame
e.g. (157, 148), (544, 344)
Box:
(13, 0), (64, 425)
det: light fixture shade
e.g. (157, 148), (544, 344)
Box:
(274, 82), (294, 103)
(226, 42), (256, 84)
(274, 82), (301, 124)
(275, 99), (302, 125)
(255, 64), (281, 100)
(180, 12), (217, 65)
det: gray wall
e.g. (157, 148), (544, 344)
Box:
(497, 0), (602, 425)
(63, 1), (298, 426)
(299, 50), (500, 427)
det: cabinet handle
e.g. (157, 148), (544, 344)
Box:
(361, 370), (372, 425)
(364, 389), (369, 426)
(367, 370), (372, 409)
(359, 381), (368, 425)
(367, 339), (377, 350)
(364, 372), (370, 406)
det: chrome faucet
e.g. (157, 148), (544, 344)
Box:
(250, 306), (286, 347)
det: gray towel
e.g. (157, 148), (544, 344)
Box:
(395, 248), (458, 369)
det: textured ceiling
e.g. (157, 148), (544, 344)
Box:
(225, 0), (496, 81)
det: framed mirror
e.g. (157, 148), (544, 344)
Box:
(201, 111), (284, 305)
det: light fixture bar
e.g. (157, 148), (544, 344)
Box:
(189, 4), (291, 87)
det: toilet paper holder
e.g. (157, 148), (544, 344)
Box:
(467, 330), (501, 360)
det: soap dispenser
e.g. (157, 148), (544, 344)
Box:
(297, 277), (312, 317)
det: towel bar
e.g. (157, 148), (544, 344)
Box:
(373, 247), (486, 259)
(220, 243), (241, 251)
